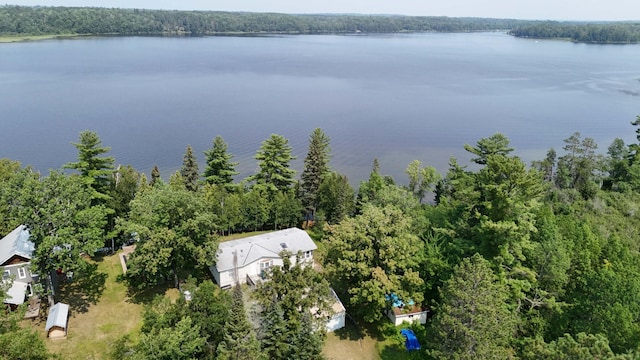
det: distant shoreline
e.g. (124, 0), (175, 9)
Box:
(1, 6), (638, 44)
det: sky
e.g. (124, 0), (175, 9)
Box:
(5, 0), (640, 21)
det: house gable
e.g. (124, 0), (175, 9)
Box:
(0, 225), (34, 267)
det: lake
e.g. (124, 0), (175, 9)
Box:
(1, 32), (639, 184)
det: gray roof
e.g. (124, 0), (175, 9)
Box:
(46, 302), (69, 331)
(215, 228), (317, 272)
(0, 225), (34, 266)
(3, 281), (28, 305)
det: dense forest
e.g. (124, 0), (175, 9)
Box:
(510, 21), (640, 43)
(3, 6), (639, 43)
(0, 5), (533, 35)
(3, 114), (640, 358)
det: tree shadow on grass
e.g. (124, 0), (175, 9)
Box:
(379, 343), (424, 360)
(333, 314), (387, 342)
(55, 261), (107, 313)
(124, 281), (173, 305)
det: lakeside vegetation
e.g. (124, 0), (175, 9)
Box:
(510, 22), (640, 43)
(0, 5), (630, 44)
(3, 114), (640, 358)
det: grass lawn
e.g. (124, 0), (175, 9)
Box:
(323, 320), (381, 360)
(28, 252), (172, 359)
(323, 317), (427, 360)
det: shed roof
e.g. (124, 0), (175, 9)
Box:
(214, 228), (317, 272)
(46, 303), (69, 332)
(3, 280), (28, 305)
(0, 225), (34, 266)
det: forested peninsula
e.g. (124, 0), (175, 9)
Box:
(1, 5), (639, 44)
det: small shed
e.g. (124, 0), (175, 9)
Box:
(326, 288), (346, 332)
(46, 302), (69, 339)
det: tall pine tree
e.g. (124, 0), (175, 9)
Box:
(300, 128), (331, 220)
(216, 286), (262, 360)
(249, 134), (296, 195)
(430, 254), (516, 359)
(64, 130), (115, 201)
(180, 145), (199, 192)
(203, 135), (238, 189)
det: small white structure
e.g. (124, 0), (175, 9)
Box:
(210, 228), (317, 289)
(387, 306), (428, 326)
(325, 288), (346, 332)
(46, 302), (69, 339)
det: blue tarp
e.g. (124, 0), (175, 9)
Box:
(400, 329), (421, 351)
(385, 293), (415, 308)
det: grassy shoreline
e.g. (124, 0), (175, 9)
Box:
(0, 34), (80, 43)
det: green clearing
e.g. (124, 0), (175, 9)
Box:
(323, 316), (426, 360)
(27, 252), (172, 359)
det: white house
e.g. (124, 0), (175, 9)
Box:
(210, 228), (317, 289)
(1, 225), (36, 307)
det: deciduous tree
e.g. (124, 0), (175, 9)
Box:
(324, 204), (424, 322)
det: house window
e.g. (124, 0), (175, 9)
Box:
(259, 260), (273, 271)
(259, 260), (273, 279)
(18, 267), (27, 279)
(2, 270), (9, 280)
(304, 250), (312, 259)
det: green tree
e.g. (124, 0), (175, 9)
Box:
(150, 165), (161, 187)
(317, 171), (355, 224)
(204, 184), (242, 236)
(203, 136), (238, 189)
(464, 133), (514, 165)
(355, 159), (385, 212)
(108, 165), (140, 221)
(300, 128), (331, 218)
(15, 171), (109, 274)
(120, 183), (217, 288)
(430, 254), (516, 359)
(532, 148), (556, 183)
(522, 333), (616, 360)
(181, 145), (200, 192)
(241, 187), (270, 231)
(405, 160), (441, 202)
(64, 130), (115, 201)
(255, 252), (329, 359)
(134, 316), (206, 360)
(216, 286), (262, 360)
(188, 281), (231, 358)
(272, 190), (303, 230)
(249, 134), (296, 195)
(324, 204), (424, 322)
(259, 296), (291, 359)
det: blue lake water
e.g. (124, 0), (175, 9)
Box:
(1, 32), (639, 184)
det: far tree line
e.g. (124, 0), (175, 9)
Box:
(3, 6), (639, 44)
(0, 6), (532, 36)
